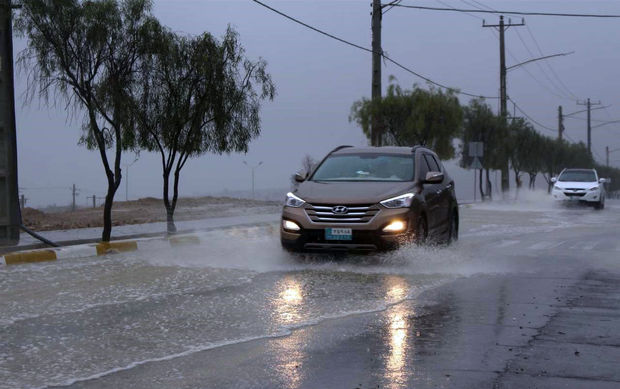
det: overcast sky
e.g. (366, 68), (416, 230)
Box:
(13, 0), (620, 207)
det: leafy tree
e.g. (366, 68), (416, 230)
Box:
(17, 0), (154, 241)
(461, 99), (506, 200)
(132, 26), (275, 233)
(350, 79), (463, 159)
(506, 118), (537, 195)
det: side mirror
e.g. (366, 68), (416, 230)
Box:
(294, 172), (306, 183)
(425, 171), (444, 183)
(550, 177), (557, 183)
(599, 178), (608, 184)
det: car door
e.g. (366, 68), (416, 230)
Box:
(419, 153), (441, 233)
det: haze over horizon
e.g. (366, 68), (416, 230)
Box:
(14, 0), (620, 207)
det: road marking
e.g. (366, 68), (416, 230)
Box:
(529, 241), (568, 250)
(496, 240), (520, 248)
(581, 241), (599, 251)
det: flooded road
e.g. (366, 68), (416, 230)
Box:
(2, 201), (620, 388)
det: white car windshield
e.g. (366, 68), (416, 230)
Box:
(558, 170), (596, 182)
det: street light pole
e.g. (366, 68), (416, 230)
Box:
(123, 157), (139, 202)
(243, 161), (263, 199)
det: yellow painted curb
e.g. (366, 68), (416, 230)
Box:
(168, 235), (201, 247)
(4, 250), (57, 265)
(96, 241), (138, 256)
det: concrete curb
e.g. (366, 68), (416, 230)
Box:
(2, 231), (216, 266)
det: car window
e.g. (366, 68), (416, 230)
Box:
(311, 154), (415, 182)
(558, 170), (597, 182)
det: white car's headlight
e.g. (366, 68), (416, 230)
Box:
(553, 185), (561, 191)
(380, 193), (414, 209)
(285, 192), (305, 207)
(588, 186), (600, 192)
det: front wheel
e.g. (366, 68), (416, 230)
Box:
(414, 216), (428, 245)
(594, 198), (605, 210)
(447, 211), (458, 244)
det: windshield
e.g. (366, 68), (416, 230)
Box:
(558, 170), (597, 182)
(311, 154), (414, 182)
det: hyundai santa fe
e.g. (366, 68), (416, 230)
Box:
(280, 145), (459, 251)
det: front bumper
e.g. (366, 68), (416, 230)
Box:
(552, 189), (601, 203)
(280, 206), (419, 251)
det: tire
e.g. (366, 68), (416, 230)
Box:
(595, 198), (605, 210)
(447, 211), (458, 244)
(414, 216), (428, 245)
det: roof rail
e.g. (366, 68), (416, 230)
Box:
(411, 145), (422, 153)
(329, 145), (354, 154)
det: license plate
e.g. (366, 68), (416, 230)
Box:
(325, 228), (352, 241)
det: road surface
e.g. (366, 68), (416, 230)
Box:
(2, 199), (619, 388)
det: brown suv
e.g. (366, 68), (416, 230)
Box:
(281, 145), (459, 251)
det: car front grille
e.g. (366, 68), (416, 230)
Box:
(304, 203), (380, 224)
(564, 191), (585, 197)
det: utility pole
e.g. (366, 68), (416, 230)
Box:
(371, 0), (382, 146)
(0, 0), (20, 246)
(243, 161), (263, 199)
(483, 15), (525, 196)
(607, 146), (609, 167)
(577, 98), (601, 155)
(19, 193), (25, 210)
(558, 106), (564, 141)
(71, 184), (79, 212)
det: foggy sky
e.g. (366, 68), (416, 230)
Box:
(13, 0), (620, 207)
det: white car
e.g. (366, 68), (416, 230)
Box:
(551, 168), (607, 209)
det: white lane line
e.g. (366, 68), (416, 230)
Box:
(581, 240), (601, 251)
(529, 241), (569, 250)
(496, 240), (520, 248)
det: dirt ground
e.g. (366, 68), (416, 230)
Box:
(21, 196), (281, 231)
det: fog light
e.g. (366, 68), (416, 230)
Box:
(282, 220), (301, 232)
(383, 220), (406, 233)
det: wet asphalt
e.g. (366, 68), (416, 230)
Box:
(2, 200), (620, 388)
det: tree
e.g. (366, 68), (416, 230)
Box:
(461, 99), (506, 200)
(350, 79), (463, 159)
(17, 0), (154, 241)
(132, 26), (275, 233)
(506, 118), (536, 196)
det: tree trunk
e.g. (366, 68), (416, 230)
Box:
(162, 168), (177, 234)
(102, 180), (115, 242)
(486, 169), (493, 200)
(479, 169), (485, 201)
(529, 173), (536, 190)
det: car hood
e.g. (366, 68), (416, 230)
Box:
(555, 181), (598, 190)
(293, 180), (415, 205)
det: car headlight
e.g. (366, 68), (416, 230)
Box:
(588, 186), (600, 192)
(285, 192), (305, 207)
(380, 193), (414, 209)
(553, 185), (561, 191)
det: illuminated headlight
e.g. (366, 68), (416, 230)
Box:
(383, 220), (407, 233)
(588, 186), (600, 192)
(380, 193), (414, 209)
(282, 220), (301, 231)
(285, 192), (305, 207)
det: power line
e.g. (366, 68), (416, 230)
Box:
(524, 24), (578, 100)
(509, 98), (557, 133)
(250, 0), (499, 99)
(513, 27), (574, 101)
(386, 4), (620, 18)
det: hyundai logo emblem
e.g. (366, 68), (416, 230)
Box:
(332, 206), (348, 214)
